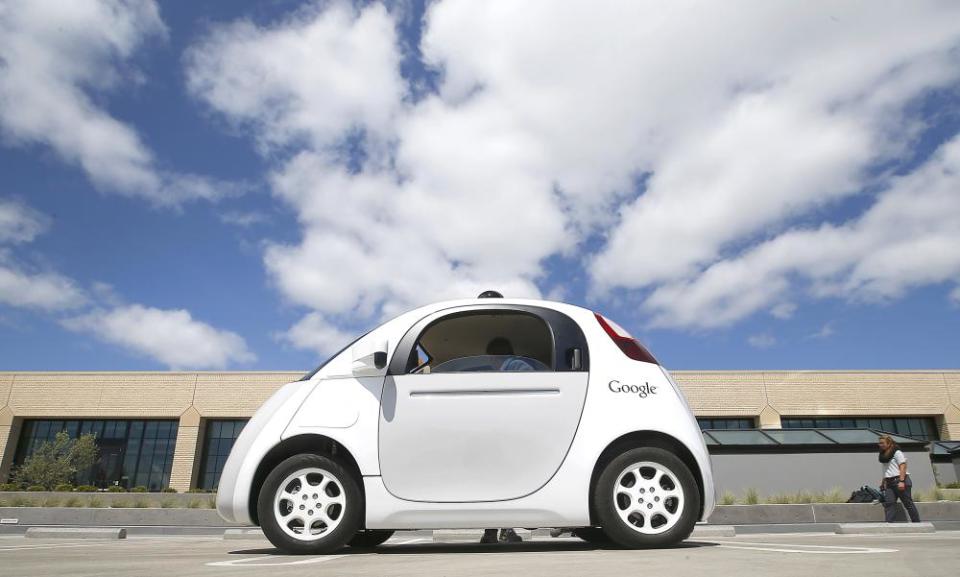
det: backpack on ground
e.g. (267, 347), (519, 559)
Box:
(846, 485), (884, 503)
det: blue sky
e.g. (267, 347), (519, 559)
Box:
(1, 1), (959, 371)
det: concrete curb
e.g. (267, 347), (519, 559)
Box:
(692, 525), (736, 537)
(0, 507), (241, 527)
(26, 527), (126, 540)
(836, 522), (936, 534)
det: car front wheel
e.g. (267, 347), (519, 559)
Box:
(594, 447), (699, 548)
(258, 454), (363, 554)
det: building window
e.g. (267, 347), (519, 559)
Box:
(198, 419), (248, 490)
(781, 417), (939, 441)
(697, 417), (755, 430)
(13, 419), (178, 490)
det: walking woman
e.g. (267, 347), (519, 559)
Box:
(878, 435), (921, 523)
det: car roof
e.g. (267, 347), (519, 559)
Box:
(400, 297), (593, 321)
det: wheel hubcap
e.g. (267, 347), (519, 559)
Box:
(273, 467), (345, 541)
(613, 461), (684, 535)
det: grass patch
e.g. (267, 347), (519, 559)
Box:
(159, 499), (177, 509)
(187, 499), (202, 509)
(719, 491), (737, 505)
(39, 496), (60, 507)
(111, 499), (130, 508)
(63, 496), (82, 508)
(130, 498), (150, 508)
(87, 496), (104, 508)
(10, 496), (35, 507)
(205, 497), (216, 509)
(743, 488), (759, 505)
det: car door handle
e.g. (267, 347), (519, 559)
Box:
(409, 388), (560, 397)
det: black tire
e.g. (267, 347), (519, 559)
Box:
(348, 529), (394, 548)
(258, 453), (363, 554)
(572, 527), (612, 545)
(594, 447), (699, 548)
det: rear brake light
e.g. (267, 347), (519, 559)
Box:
(595, 313), (658, 365)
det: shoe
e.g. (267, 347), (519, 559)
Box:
(500, 529), (522, 543)
(481, 529), (498, 544)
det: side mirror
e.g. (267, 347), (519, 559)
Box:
(352, 339), (389, 377)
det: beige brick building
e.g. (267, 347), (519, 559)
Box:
(1, 370), (958, 492)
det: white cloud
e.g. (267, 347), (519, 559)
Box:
(747, 334), (776, 349)
(219, 211), (268, 227)
(809, 323), (835, 340)
(0, 0), (235, 205)
(281, 312), (355, 357)
(0, 199), (86, 310)
(185, 1), (404, 152)
(63, 304), (255, 369)
(0, 263), (87, 311)
(0, 198), (50, 244)
(770, 302), (797, 320)
(186, 1), (960, 345)
(643, 135), (960, 328)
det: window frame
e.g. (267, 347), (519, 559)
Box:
(387, 304), (590, 376)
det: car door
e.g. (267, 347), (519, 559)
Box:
(378, 305), (590, 502)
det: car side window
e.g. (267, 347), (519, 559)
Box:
(405, 310), (554, 374)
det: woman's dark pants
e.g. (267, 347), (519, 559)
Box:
(882, 475), (921, 523)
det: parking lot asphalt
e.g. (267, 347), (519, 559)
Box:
(1, 531), (958, 577)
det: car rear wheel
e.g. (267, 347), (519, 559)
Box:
(258, 454), (362, 554)
(348, 529), (394, 548)
(594, 447), (699, 548)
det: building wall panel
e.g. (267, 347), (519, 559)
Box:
(672, 371), (766, 416)
(192, 372), (300, 417)
(762, 371), (949, 416)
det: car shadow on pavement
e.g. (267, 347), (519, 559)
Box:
(228, 540), (718, 557)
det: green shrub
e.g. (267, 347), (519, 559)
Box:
(160, 499), (176, 508)
(719, 491), (736, 505)
(53, 483), (74, 493)
(74, 485), (98, 493)
(743, 488), (759, 505)
(161, 487), (177, 493)
(187, 499), (202, 509)
(205, 497), (216, 509)
(106, 485), (124, 493)
(944, 482), (960, 489)
(0, 483), (21, 492)
(131, 486), (148, 493)
(26, 484), (46, 492)
(12, 431), (98, 490)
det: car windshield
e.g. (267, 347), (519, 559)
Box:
(298, 329), (371, 381)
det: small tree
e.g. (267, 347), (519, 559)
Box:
(13, 431), (99, 490)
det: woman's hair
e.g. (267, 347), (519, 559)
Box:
(879, 434), (898, 450)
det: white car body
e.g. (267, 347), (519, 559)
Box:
(217, 297), (715, 534)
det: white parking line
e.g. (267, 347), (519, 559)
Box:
(711, 540), (897, 554)
(207, 554), (348, 568)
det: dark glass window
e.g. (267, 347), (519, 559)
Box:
(781, 417), (939, 441)
(697, 417), (755, 430)
(198, 419), (248, 490)
(13, 419), (178, 490)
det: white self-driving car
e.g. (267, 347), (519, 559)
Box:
(217, 292), (715, 553)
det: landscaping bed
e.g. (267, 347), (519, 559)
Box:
(0, 491), (215, 509)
